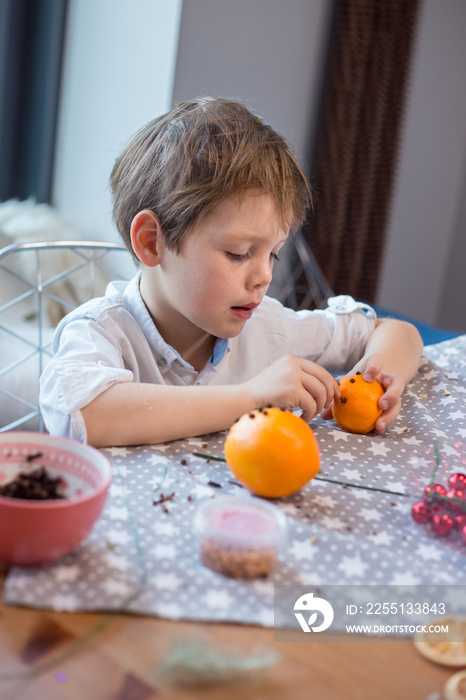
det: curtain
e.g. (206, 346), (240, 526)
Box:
(0, 0), (68, 203)
(304, 0), (420, 303)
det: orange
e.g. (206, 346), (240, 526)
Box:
(332, 373), (384, 434)
(224, 407), (320, 498)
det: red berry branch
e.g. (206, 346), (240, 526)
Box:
(411, 446), (466, 543)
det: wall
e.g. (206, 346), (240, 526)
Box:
(172, 0), (333, 164)
(53, 0), (466, 333)
(377, 0), (466, 332)
(52, 0), (183, 245)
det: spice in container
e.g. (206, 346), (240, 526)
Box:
(194, 495), (287, 578)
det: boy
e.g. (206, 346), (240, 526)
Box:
(40, 97), (423, 447)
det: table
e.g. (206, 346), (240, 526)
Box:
(1, 335), (466, 698)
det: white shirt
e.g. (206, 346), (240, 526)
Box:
(39, 274), (376, 442)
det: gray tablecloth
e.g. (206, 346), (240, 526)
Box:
(3, 336), (466, 627)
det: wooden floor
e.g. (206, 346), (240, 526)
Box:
(0, 593), (454, 700)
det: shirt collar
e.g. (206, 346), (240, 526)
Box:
(117, 274), (229, 370)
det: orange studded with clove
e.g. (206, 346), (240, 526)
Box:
(224, 407), (320, 498)
(332, 372), (384, 434)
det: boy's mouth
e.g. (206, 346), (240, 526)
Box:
(230, 302), (259, 320)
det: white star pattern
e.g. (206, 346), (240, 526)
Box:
(408, 457), (432, 469)
(367, 441), (392, 456)
(338, 554), (368, 578)
(336, 451), (357, 462)
(441, 395), (455, 406)
(149, 443), (172, 452)
(449, 411), (464, 421)
(103, 552), (131, 571)
(157, 602), (183, 617)
(359, 508), (383, 522)
(373, 463), (397, 473)
(431, 428), (448, 438)
(278, 502), (299, 515)
(203, 589), (234, 609)
(312, 495), (337, 509)
(341, 468), (362, 481)
(191, 483), (218, 498)
(152, 572), (182, 590)
(105, 505), (129, 520)
(146, 453), (170, 466)
(384, 481), (406, 494)
(50, 593), (79, 611)
(442, 444), (462, 457)
(289, 539), (318, 560)
(320, 516), (346, 530)
(371, 532), (393, 546)
(389, 572), (421, 585)
(391, 425), (410, 434)
(298, 571), (324, 585)
(102, 579), (132, 597)
(251, 579), (275, 596)
(105, 529), (132, 545)
(415, 543), (444, 561)
(105, 447), (131, 457)
(151, 474), (176, 489)
(153, 520), (178, 536)
(153, 543), (177, 559)
(402, 436), (423, 446)
(52, 565), (81, 583)
(351, 489), (373, 501)
(109, 484), (126, 496)
(330, 430), (350, 442)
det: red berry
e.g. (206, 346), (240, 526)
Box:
(448, 473), (466, 489)
(431, 513), (454, 536)
(423, 483), (447, 502)
(454, 513), (466, 530)
(462, 524), (466, 546)
(411, 501), (431, 524)
(445, 487), (466, 514)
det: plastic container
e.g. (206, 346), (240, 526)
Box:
(194, 495), (287, 578)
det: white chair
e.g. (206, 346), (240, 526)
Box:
(0, 241), (132, 432)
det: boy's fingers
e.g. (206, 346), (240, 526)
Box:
(361, 353), (384, 382)
(374, 399), (401, 434)
(378, 375), (405, 408)
(321, 405), (333, 421)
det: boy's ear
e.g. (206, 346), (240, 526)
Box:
(130, 210), (164, 267)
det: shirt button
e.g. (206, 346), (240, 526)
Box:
(157, 357), (167, 368)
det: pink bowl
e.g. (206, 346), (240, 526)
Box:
(0, 432), (112, 566)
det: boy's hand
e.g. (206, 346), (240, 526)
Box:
(321, 352), (406, 434)
(245, 355), (340, 424)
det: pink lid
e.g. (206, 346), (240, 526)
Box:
(209, 505), (279, 536)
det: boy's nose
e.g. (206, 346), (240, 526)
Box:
(249, 258), (273, 289)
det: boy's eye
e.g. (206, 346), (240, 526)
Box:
(226, 251), (281, 263)
(226, 251), (249, 262)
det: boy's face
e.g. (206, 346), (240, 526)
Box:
(147, 191), (288, 346)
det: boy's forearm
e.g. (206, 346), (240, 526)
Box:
(81, 382), (255, 447)
(360, 318), (423, 383)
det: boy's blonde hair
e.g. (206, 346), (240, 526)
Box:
(110, 97), (312, 254)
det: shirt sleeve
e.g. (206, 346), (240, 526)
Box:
(306, 295), (377, 370)
(39, 316), (134, 442)
(242, 294), (377, 373)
